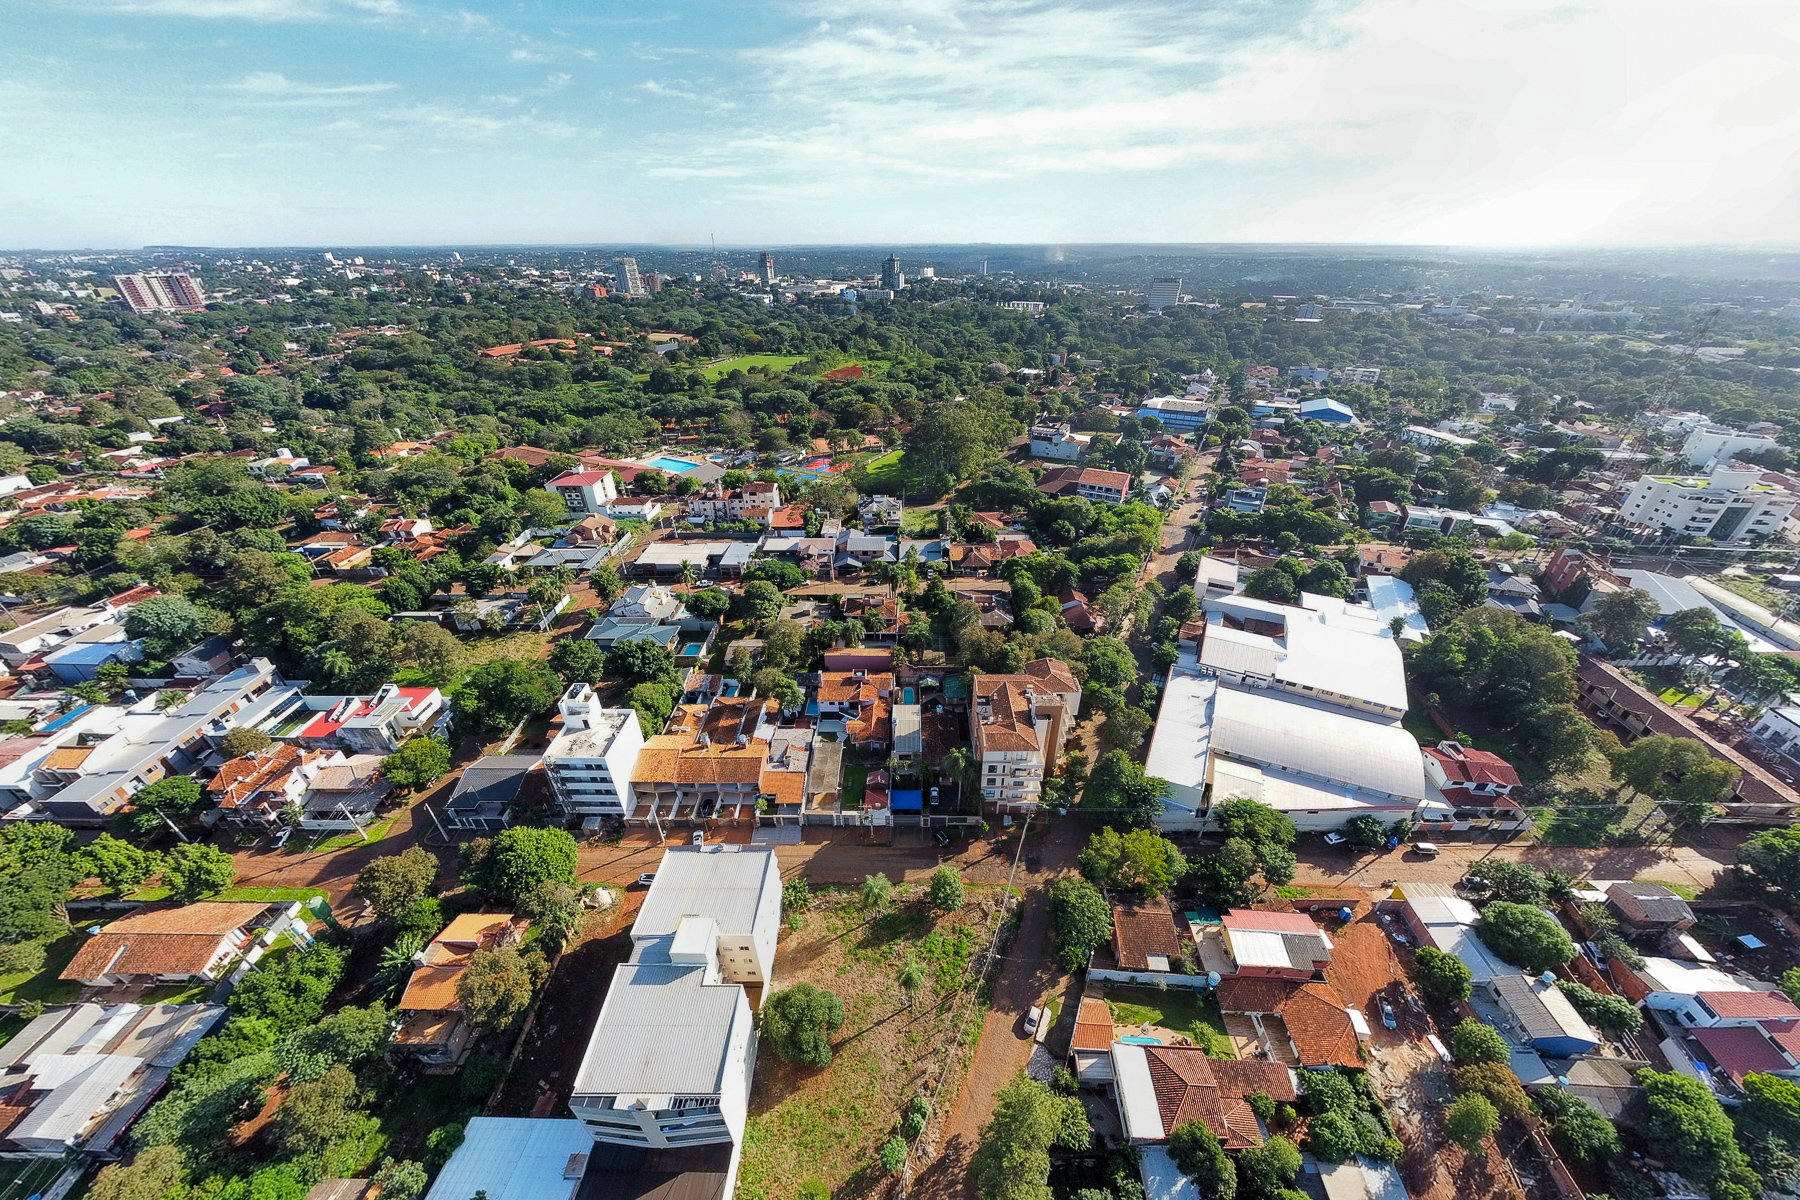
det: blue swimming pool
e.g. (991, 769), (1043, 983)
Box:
(1119, 1035), (1162, 1045)
(646, 455), (698, 473)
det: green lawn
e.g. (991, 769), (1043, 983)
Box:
(289, 819), (396, 856)
(0, 936), (83, 1006)
(1657, 685), (1704, 707)
(1637, 878), (1699, 901)
(860, 450), (907, 493)
(1400, 708), (1439, 746)
(698, 354), (804, 381)
(900, 508), (939, 537)
(216, 885), (330, 904)
(1105, 985), (1233, 1057)
(0, 1154), (72, 1200)
(841, 765), (867, 809)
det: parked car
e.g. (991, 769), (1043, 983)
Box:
(1023, 1005), (1042, 1036)
(635, 872), (656, 887)
(692, 831), (705, 845)
(1378, 995), (1397, 1029)
(1413, 842), (1440, 857)
(933, 828), (952, 847)
(929, 786), (940, 805)
(1323, 832), (1347, 846)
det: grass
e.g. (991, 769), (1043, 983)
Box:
(900, 507), (940, 537)
(1400, 708), (1440, 746)
(0, 935), (83, 1006)
(860, 450), (907, 493)
(698, 354), (804, 381)
(1657, 685), (1705, 707)
(1709, 574), (1787, 613)
(1638, 878), (1700, 901)
(842, 765), (868, 808)
(394, 627), (552, 694)
(289, 819), (396, 856)
(216, 885), (330, 903)
(140, 982), (213, 1004)
(1105, 985), (1233, 1057)
(0, 1154), (73, 1200)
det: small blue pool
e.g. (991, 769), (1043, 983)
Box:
(1119, 1035), (1162, 1045)
(901, 688), (915, 704)
(646, 455), (698, 473)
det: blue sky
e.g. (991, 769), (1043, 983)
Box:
(5, 0), (1800, 248)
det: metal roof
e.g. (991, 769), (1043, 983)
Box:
(634, 846), (778, 940)
(1490, 975), (1598, 1046)
(423, 1118), (592, 1200)
(1210, 687), (1428, 802)
(570, 961), (742, 1096)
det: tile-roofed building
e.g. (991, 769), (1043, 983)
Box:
(629, 696), (778, 825)
(261, 684), (446, 754)
(1035, 466), (1132, 504)
(1605, 881), (1697, 932)
(1112, 1042), (1296, 1149)
(1277, 982), (1363, 1068)
(1216, 977), (1302, 1015)
(394, 913), (527, 1067)
(1692, 989), (1800, 1024)
(206, 743), (344, 829)
(1689, 1025), (1799, 1085)
(62, 902), (272, 987)
(1111, 902), (1186, 973)
(970, 661), (1081, 813)
(1421, 742), (1520, 791)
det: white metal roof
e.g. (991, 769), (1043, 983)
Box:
(571, 961), (743, 1097)
(423, 1118), (593, 1200)
(1110, 1042), (1164, 1140)
(1422, 924), (1511, 982)
(635, 845), (778, 940)
(1144, 673), (1215, 801)
(1201, 594), (1408, 712)
(1404, 894), (1480, 928)
(1209, 687), (1428, 802)
(1224, 928), (1294, 970)
(1638, 956), (1749, 996)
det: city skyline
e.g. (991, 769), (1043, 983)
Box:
(4, 0), (1799, 250)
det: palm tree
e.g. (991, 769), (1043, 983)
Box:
(375, 933), (425, 1000)
(897, 956), (925, 1007)
(942, 748), (977, 804)
(318, 648), (355, 681)
(679, 560), (700, 588)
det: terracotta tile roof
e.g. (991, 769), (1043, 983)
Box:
(1691, 1025), (1793, 1083)
(207, 744), (315, 809)
(1036, 466), (1132, 495)
(1071, 997), (1114, 1052)
(631, 731), (768, 785)
(1278, 983), (1362, 1068)
(1142, 1046), (1286, 1149)
(41, 747), (92, 771)
(759, 766), (808, 808)
(972, 677), (1050, 753)
(846, 695), (892, 745)
(818, 672), (892, 704)
(62, 901), (268, 981)
(429, 912), (522, 953)
(1422, 744), (1521, 788)
(1699, 990), (1800, 1020)
(1223, 909), (1323, 936)
(1208, 1058), (1298, 1103)
(1112, 902), (1185, 972)
(398, 962), (469, 1011)
(1021, 657), (1079, 693)
(1216, 977), (1302, 1014)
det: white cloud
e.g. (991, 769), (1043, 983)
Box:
(74, 0), (400, 20)
(222, 71), (397, 95)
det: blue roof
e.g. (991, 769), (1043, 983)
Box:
(38, 704), (92, 733)
(891, 789), (923, 812)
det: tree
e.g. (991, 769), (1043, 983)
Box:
(1478, 860), (1547, 906)
(371, 1160), (429, 1200)
(276, 1002), (393, 1081)
(547, 638), (606, 686)
(219, 726), (272, 759)
(1412, 946), (1473, 1002)
(1533, 1087), (1621, 1163)
(1235, 1134), (1301, 1200)
(161, 843), (236, 900)
(684, 588), (732, 621)
(1211, 797), (1297, 849)
(860, 872), (893, 911)
(126, 775), (205, 834)
(1445, 1093), (1499, 1155)
(89, 1144), (187, 1200)
(1048, 877), (1112, 972)
(1077, 828), (1186, 897)
(1587, 587), (1661, 649)
(1455, 1062), (1530, 1117)
(457, 945), (549, 1029)
(1555, 979), (1643, 1033)
(518, 880), (583, 955)
(382, 737), (451, 792)
(607, 637), (676, 685)
(375, 932), (425, 999)
(454, 659), (562, 735)
(760, 983), (846, 1068)
(969, 1073), (1089, 1200)
(1305, 1108), (1365, 1162)
(355, 846), (439, 919)
(124, 595), (209, 650)
(1082, 750), (1171, 827)
(1739, 826), (1800, 910)
(1167, 1121), (1235, 1200)
(1192, 836), (1261, 909)
(1638, 1069), (1751, 1188)
(1243, 567), (1297, 604)
(1610, 735), (1739, 822)
(1102, 705), (1153, 750)
(1449, 1018), (1510, 1065)
(480, 826), (579, 904)
(740, 580), (782, 626)
(1475, 901), (1575, 974)
(83, 834), (163, 893)
(930, 865), (965, 912)
(398, 621), (465, 684)
(1738, 1072), (1800, 1186)
(1343, 814), (1386, 847)
(275, 1063), (367, 1156)
(626, 680), (675, 736)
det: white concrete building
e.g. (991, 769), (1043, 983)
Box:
(1616, 468), (1798, 544)
(542, 684), (646, 819)
(1196, 593), (1409, 722)
(970, 659), (1082, 813)
(568, 845), (780, 1196)
(1682, 425), (1782, 468)
(1135, 396), (1210, 431)
(1028, 424), (1092, 461)
(545, 469), (619, 516)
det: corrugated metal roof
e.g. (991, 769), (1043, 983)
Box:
(635, 846), (778, 940)
(1210, 687), (1427, 801)
(570, 962), (742, 1095)
(423, 1118), (592, 1200)
(1491, 975), (1597, 1045)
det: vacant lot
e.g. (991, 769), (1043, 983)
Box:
(699, 354), (804, 381)
(738, 885), (999, 1200)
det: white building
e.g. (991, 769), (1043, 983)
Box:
(685, 481), (781, 523)
(970, 659), (1082, 813)
(545, 470), (619, 516)
(1339, 367), (1381, 385)
(1402, 425), (1477, 450)
(615, 257), (646, 298)
(1616, 468), (1798, 544)
(1749, 705), (1800, 770)
(422, 1117), (595, 1200)
(1029, 424), (1092, 461)
(1681, 425), (1782, 468)
(1196, 593), (1409, 722)
(1135, 397), (1210, 431)
(1147, 277), (1181, 311)
(542, 684), (647, 819)
(568, 845), (780, 1193)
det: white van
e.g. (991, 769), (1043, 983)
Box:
(1413, 842), (1440, 857)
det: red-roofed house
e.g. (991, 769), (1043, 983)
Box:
(1687, 990), (1800, 1027)
(1112, 1042), (1297, 1148)
(545, 469), (620, 516)
(1035, 466), (1132, 504)
(273, 684), (446, 754)
(1220, 910), (1334, 979)
(1690, 1024), (1800, 1085)
(1422, 741), (1521, 796)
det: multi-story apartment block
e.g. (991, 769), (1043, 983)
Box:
(542, 684), (646, 819)
(545, 470), (619, 516)
(614, 257), (646, 298)
(685, 481), (780, 523)
(1617, 468), (1798, 544)
(1147, 277), (1181, 311)
(1134, 397), (1210, 431)
(629, 696), (780, 825)
(969, 659), (1081, 813)
(569, 845), (780, 1187)
(113, 272), (205, 313)
(1029, 424), (1092, 461)
(1681, 424), (1782, 468)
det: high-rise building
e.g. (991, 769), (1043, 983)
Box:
(757, 252), (775, 285)
(880, 254), (904, 291)
(112, 272), (205, 313)
(614, 257), (645, 297)
(1147, 277), (1181, 311)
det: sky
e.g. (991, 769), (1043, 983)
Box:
(4, 0), (1800, 249)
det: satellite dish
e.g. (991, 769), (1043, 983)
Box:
(1207, 972), (1221, 988)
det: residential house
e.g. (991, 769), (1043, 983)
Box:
(564, 514), (619, 546)
(61, 902), (273, 987)
(1485, 568), (1541, 617)
(419, 1120), (598, 1200)
(1605, 882), (1697, 934)
(1488, 975), (1600, 1057)
(970, 659), (1082, 813)
(686, 481), (781, 524)
(1105, 901), (1189, 978)
(817, 671), (893, 751)
(0, 1002), (226, 1155)
(569, 845), (780, 1177)
(1036, 466), (1132, 504)
(445, 755), (541, 832)
(544, 469), (619, 517)
(1419, 741), (1529, 832)
(207, 744), (348, 829)
(260, 684), (446, 754)
(394, 913), (529, 1068)
(43, 625), (142, 684)
(0, 605), (117, 669)
(1655, 988), (1800, 1031)
(604, 497), (664, 522)
(542, 686), (646, 821)
(1214, 977), (1363, 1069)
(630, 697), (781, 825)
(1112, 1042), (1296, 1154)
(299, 755), (391, 830)
(1219, 910), (1334, 980)
(858, 495), (902, 529)
(1029, 424), (1092, 461)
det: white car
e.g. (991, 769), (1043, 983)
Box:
(1323, 832), (1347, 846)
(1413, 842), (1441, 857)
(1023, 1006), (1042, 1036)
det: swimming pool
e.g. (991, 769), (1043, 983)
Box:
(1119, 1035), (1162, 1045)
(646, 455), (698, 473)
